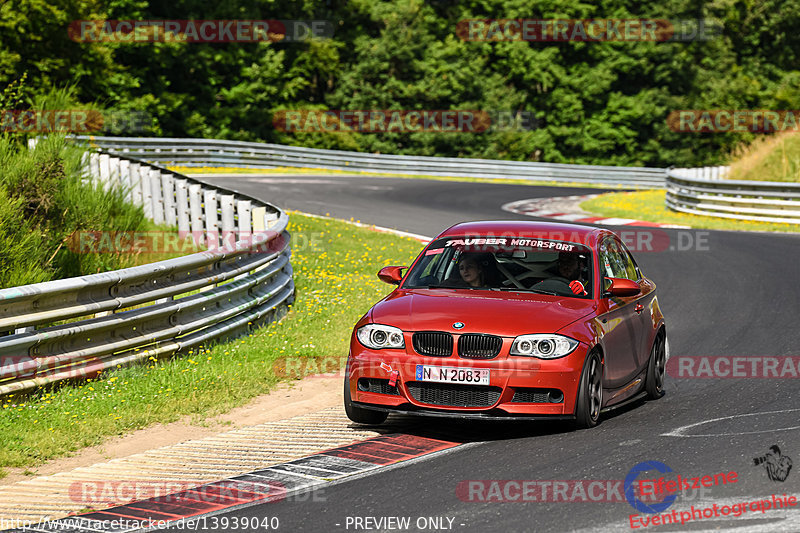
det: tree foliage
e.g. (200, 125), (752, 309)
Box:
(2, 0), (799, 166)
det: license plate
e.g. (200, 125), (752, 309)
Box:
(415, 365), (490, 385)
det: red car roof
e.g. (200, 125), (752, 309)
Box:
(435, 220), (609, 248)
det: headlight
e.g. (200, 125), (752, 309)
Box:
(510, 334), (579, 359)
(356, 324), (405, 349)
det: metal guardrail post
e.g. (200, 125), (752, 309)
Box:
(189, 183), (204, 245)
(141, 167), (154, 219)
(220, 194), (236, 250)
(237, 200), (252, 236)
(204, 189), (219, 249)
(109, 156), (121, 189)
(162, 173), (177, 227)
(90, 152), (100, 179)
(129, 162), (144, 206)
(119, 159), (130, 193)
(149, 168), (165, 224)
(175, 179), (191, 236)
(98, 153), (111, 190)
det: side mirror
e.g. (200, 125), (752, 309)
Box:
(378, 266), (406, 285)
(604, 277), (641, 297)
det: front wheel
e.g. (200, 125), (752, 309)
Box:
(574, 351), (603, 429)
(645, 332), (667, 400)
(344, 379), (388, 425)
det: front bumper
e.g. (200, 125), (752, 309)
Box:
(347, 341), (590, 417)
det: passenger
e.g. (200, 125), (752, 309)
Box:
(457, 254), (485, 288)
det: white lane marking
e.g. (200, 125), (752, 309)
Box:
(662, 408), (800, 437)
(243, 178), (341, 184)
(295, 210), (432, 242)
(595, 217), (639, 225)
(519, 209), (562, 216)
(550, 213), (592, 221)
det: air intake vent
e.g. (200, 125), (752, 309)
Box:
(511, 388), (564, 403)
(357, 378), (400, 395)
(412, 331), (453, 357)
(457, 333), (502, 359)
(406, 382), (501, 407)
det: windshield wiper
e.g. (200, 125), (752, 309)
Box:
(495, 287), (559, 296)
(412, 285), (497, 291)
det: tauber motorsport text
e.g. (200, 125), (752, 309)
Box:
(443, 238), (576, 251)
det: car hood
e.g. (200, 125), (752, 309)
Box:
(370, 288), (596, 336)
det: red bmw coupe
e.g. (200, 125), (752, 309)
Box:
(344, 221), (667, 428)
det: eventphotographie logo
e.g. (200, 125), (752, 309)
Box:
(754, 445), (793, 482)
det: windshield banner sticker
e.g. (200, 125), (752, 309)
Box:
(444, 238), (576, 251)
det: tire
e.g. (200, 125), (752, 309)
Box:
(574, 351), (603, 429)
(344, 378), (388, 425)
(645, 331), (667, 400)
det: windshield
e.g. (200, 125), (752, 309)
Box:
(404, 236), (593, 298)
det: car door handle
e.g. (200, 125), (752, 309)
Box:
(634, 303), (644, 314)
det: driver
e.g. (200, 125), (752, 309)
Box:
(557, 251), (581, 280)
(557, 252), (588, 295)
(537, 251), (589, 295)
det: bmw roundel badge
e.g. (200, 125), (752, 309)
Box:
(453, 322), (465, 329)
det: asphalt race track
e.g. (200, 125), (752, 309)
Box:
(172, 173), (800, 532)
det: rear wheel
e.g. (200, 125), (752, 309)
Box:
(344, 379), (388, 425)
(645, 331), (667, 400)
(574, 351), (603, 429)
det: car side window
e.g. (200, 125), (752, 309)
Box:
(599, 239), (623, 279)
(619, 242), (642, 280)
(600, 238), (638, 281)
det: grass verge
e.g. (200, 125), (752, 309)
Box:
(0, 212), (423, 475)
(580, 190), (800, 233)
(728, 132), (800, 182)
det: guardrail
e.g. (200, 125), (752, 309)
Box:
(74, 135), (668, 188)
(0, 147), (295, 396)
(670, 166), (729, 180)
(76, 136), (797, 225)
(666, 170), (800, 224)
